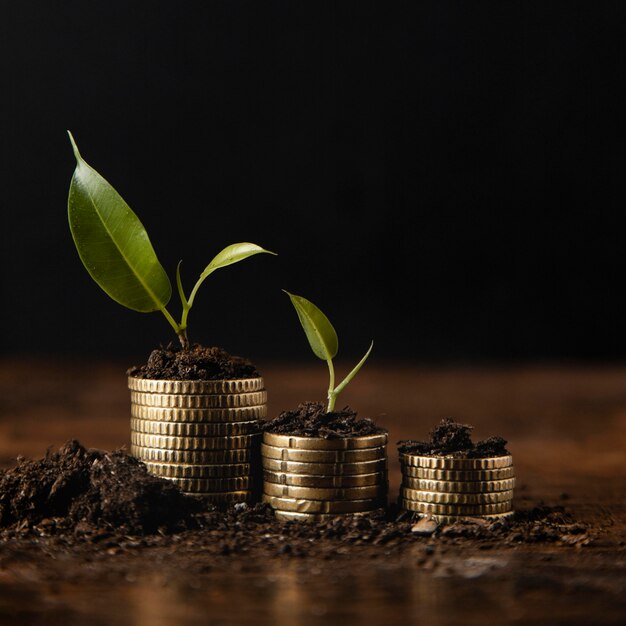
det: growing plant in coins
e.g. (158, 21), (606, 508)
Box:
(284, 291), (373, 412)
(67, 132), (275, 349)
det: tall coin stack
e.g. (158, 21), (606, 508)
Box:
(399, 453), (515, 523)
(262, 432), (389, 521)
(128, 377), (266, 505)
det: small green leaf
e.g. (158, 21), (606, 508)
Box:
(284, 291), (338, 361)
(67, 132), (172, 312)
(200, 243), (276, 280)
(333, 340), (374, 396)
(176, 260), (188, 308)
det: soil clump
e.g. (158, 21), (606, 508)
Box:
(0, 440), (199, 534)
(262, 402), (386, 438)
(398, 418), (510, 457)
(127, 343), (260, 380)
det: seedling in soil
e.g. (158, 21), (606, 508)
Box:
(67, 132), (275, 349)
(284, 291), (373, 412)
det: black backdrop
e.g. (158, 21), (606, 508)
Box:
(2, 1), (626, 361)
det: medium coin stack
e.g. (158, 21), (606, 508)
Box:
(129, 376), (267, 504)
(399, 453), (515, 523)
(262, 432), (389, 521)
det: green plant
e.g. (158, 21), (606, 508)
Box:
(67, 132), (275, 349)
(284, 291), (373, 412)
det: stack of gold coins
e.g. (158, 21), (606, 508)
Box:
(262, 432), (389, 521)
(128, 377), (266, 505)
(399, 453), (515, 523)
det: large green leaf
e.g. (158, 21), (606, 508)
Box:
(67, 132), (172, 312)
(284, 291), (338, 361)
(200, 243), (276, 280)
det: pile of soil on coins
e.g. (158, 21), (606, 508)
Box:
(262, 402), (386, 438)
(0, 441), (200, 534)
(0, 443), (593, 557)
(398, 417), (510, 457)
(127, 343), (260, 380)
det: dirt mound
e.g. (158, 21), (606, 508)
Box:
(0, 441), (200, 534)
(127, 344), (260, 380)
(398, 418), (510, 457)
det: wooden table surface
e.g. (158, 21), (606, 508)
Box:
(0, 358), (625, 625)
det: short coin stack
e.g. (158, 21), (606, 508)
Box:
(129, 377), (266, 504)
(262, 432), (389, 521)
(399, 453), (515, 523)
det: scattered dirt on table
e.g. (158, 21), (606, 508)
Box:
(127, 343), (260, 380)
(262, 402), (386, 438)
(0, 442), (595, 571)
(398, 417), (510, 457)
(0, 441), (200, 534)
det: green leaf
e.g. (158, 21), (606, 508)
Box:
(176, 260), (188, 308)
(333, 340), (374, 396)
(200, 243), (276, 280)
(284, 291), (338, 361)
(67, 132), (172, 313)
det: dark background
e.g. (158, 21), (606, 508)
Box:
(2, 1), (626, 362)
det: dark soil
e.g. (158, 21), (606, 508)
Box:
(0, 440), (200, 534)
(398, 418), (510, 457)
(0, 442), (595, 567)
(127, 343), (260, 380)
(262, 402), (386, 438)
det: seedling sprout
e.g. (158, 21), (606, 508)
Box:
(67, 132), (275, 349)
(284, 291), (373, 412)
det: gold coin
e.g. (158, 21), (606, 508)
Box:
(131, 445), (257, 464)
(261, 457), (388, 476)
(130, 418), (261, 437)
(130, 432), (260, 451)
(130, 404), (267, 423)
(261, 443), (386, 463)
(263, 482), (388, 501)
(402, 477), (516, 493)
(402, 465), (515, 481)
(399, 454), (513, 470)
(274, 509), (385, 523)
(400, 499), (512, 515)
(262, 494), (386, 514)
(400, 487), (514, 504)
(263, 470), (387, 488)
(144, 461), (252, 478)
(162, 476), (253, 492)
(263, 432), (388, 450)
(128, 377), (265, 394)
(185, 490), (256, 504)
(130, 390), (267, 409)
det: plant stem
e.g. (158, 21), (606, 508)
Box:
(177, 328), (190, 350)
(160, 306), (190, 350)
(326, 358), (336, 412)
(160, 305), (180, 334)
(181, 271), (214, 333)
(174, 265), (192, 349)
(180, 303), (191, 333)
(187, 281), (202, 309)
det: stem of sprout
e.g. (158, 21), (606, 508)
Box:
(326, 358), (336, 412)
